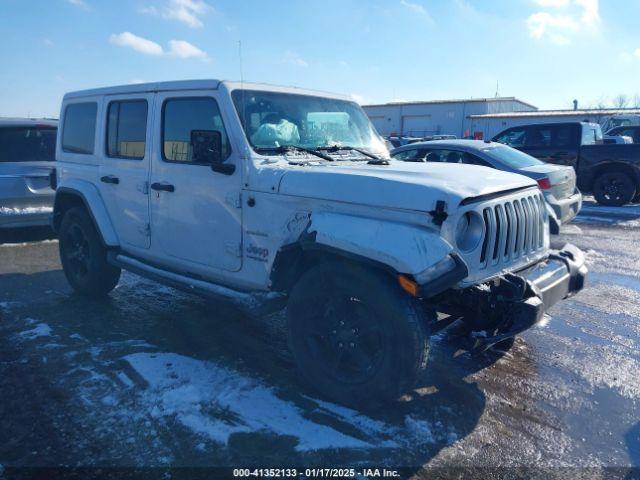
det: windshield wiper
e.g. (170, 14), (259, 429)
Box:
(255, 145), (334, 162)
(317, 145), (389, 164)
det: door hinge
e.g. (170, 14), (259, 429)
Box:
(225, 192), (242, 208)
(225, 242), (242, 257)
(138, 223), (151, 237)
(137, 181), (149, 195)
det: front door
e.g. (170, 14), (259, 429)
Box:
(149, 91), (242, 272)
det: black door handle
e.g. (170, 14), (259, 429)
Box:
(100, 175), (119, 185)
(150, 182), (175, 192)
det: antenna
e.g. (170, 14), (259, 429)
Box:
(494, 80), (499, 98)
(238, 40), (244, 85)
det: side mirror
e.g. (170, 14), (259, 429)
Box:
(191, 129), (222, 165)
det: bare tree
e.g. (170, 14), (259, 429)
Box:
(633, 94), (640, 108)
(612, 94), (629, 108)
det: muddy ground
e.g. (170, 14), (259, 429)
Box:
(0, 199), (638, 479)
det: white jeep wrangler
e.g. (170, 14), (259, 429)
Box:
(52, 80), (587, 407)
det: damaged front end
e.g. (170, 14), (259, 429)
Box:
(426, 243), (588, 352)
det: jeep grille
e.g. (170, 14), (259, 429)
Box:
(445, 188), (549, 287)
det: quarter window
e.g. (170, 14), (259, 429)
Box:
(162, 97), (231, 163)
(107, 100), (148, 159)
(62, 102), (97, 154)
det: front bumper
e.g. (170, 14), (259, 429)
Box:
(430, 243), (587, 352)
(474, 243), (587, 351)
(546, 189), (583, 234)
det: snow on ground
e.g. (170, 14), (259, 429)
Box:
(16, 322), (52, 339)
(0, 206), (53, 216)
(125, 351), (447, 452)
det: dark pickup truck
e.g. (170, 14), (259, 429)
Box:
(493, 122), (640, 206)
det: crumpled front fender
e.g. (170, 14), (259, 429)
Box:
(308, 212), (454, 275)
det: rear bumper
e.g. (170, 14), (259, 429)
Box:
(0, 208), (53, 228)
(546, 189), (582, 233)
(0, 175), (54, 228)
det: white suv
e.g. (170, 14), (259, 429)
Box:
(52, 80), (587, 407)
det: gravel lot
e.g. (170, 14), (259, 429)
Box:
(0, 199), (639, 479)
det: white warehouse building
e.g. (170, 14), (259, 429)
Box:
(362, 97), (537, 139)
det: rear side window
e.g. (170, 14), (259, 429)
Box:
(107, 100), (148, 159)
(391, 148), (426, 161)
(62, 102), (97, 154)
(162, 97), (231, 163)
(526, 124), (575, 148)
(0, 127), (57, 162)
(581, 125), (602, 145)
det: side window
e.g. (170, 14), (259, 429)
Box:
(162, 97), (231, 163)
(551, 124), (574, 148)
(495, 127), (526, 147)
(581, 126), (597, 145)
(62, 102), (97, 154)
(525, 126), (552, 147)
(392, 149), (426, 161)
(107, 100), (148, 159)
(464, 153), (491, 167)
(424, 149), (465, 164)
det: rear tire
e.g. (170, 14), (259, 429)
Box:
(592, 170), (636, 206)
(59, 207), (121, 296)
(286, 261), (431, 408)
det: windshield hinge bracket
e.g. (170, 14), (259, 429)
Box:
(429, 200), (448, 226)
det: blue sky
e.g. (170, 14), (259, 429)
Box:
(1, 0), (639, 117)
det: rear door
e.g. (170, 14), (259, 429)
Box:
(98, 94), (153, 249)
(0, 125), (56, 213)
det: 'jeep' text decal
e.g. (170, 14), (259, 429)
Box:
(246, 244), (269, 262)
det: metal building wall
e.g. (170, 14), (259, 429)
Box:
(363, 99), (536, 138)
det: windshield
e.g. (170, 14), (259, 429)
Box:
(481, 144), (544, 169)
(232, 90), (386, 153)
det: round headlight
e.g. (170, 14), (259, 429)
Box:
(456, 212), (483, 252)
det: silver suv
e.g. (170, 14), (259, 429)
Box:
(0, 118), (57, 228)
(52, 80), (587, 407)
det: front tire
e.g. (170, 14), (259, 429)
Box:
(286, 261), (431, 408)
(59, 207), (121, 296)
(593, 170), (636, 206)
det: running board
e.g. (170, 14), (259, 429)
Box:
(108, 252), (287, 317)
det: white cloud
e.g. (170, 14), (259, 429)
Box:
(635, 48), (640, 57)
(533, 0), (570, 6)
(109, 32), (209, 61)
(282, 51), (308, 67)
(109, 32), (164, 56)
(526, 0), (599, 44)
(400, 0), (428, 15)
(67, 0), (89, 8)
(167, 39), (209, 59)
(140, 0), (211, 27)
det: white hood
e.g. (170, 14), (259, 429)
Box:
(278, 160), (537, 212)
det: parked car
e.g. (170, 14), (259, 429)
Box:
(390, 140), (582, 233)
(0, 118), (57, 228)
(493, 121), (640, 205)
(605, 125), (640, 144)
(52, 80), (586, 407)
